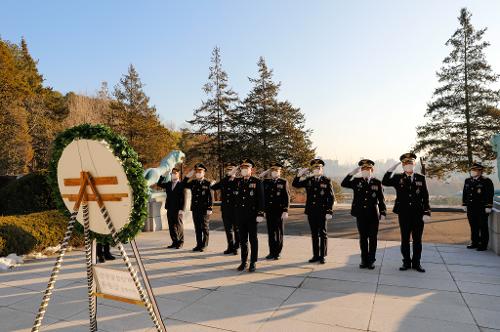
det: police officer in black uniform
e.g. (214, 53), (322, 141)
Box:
(211, 162), (240, 255)
(183, 163), (213, 252)
(234, 159), (265, 272)
(462, 162), (495, 251)
(157, 167), (185, 249)
(382, 153), (430, 273)
(262, 162), (290, 260)
(292, 158), (334, 264)
(96, 243), (115, 263)
(341, 159), (386, 269)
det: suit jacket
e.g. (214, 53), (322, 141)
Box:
(263, 178), (290, 213)
(234, 176), (265, 217)
(157, 177), (184, 212)
(292, 175), (334, 216)
(211, 176), (239, 210)
(182, 177), (213, 212)
(382, 172), (430, 216)
(341, 175), (386, 218)
(462, 176), (494, 209)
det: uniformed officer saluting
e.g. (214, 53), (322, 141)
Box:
(341, 159), (386, 269)
(462, 162), (494, 251)
(183, 163), (213, 252)
(211, 162), (240, 255)
(383, 153), (430, 273)
(233, 158), (265, 272)
(157, 167), (185, 249)
(292, 158), (334, 264)
(261, 162), (290, 260)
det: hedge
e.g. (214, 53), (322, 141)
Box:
(0, 210), (84, 256)
(0, 172), (55, 215)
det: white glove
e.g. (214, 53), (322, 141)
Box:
(379, 215), (386, 222)
(206, 210), (213, 216)
(326, 214), (333, 220)
(281, 212), (288, 220)
(228, 166), (238, 177)
(178, 210), (184, 216)
(256, 216), (264, 223)
(349, 167), (361, 176)
(259, 169), (271, 178)
(297, 168), (309, 177)
(463, 206), (467, 212)
(423, 215), (431, 222)
(387, 162), (401, 173)
(486, 208), (492, 214)
(178, 210), (184, 221)
(186, 170), (195, 178)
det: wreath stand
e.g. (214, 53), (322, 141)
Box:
(31, 171), (167, 332)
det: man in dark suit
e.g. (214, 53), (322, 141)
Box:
(183, 163), (213, 252)
(233, 158), (265, 272)
(262, 162), (290, 260)
(462, 162), (495, 251)
(382, 153), (431, 273)
(211, 162), (240, 255)
(157, 167), (185, 249)
(341, 159), (386, 269)
(292, 158), (334, 264)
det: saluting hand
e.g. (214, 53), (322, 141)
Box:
(387, 162), (401, 173)
(297, 168), (309, 177)
(349, 167), (361, 176)
(186, 170), (195, 178)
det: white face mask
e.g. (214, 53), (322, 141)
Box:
(171, 173), (178, 180)
(361, 170), (371, 179)
(312, 168), (322, 176)
(195, 171), (204, 179)
(403, 164), (415, 173)
(271, 171), (280, 179)
(240, 168), (250, 177)
(470, 170), (479, 177)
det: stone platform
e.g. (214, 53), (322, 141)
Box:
(2, 230), (500, 331)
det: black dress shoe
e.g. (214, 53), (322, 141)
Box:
(224, 248), (233, 255)
(399, 264), (411, 271)
(412, 264), (426, 273)
(167, 244), (176, 249)
(175, 243), (183, 249)
(104, 254), (116, 261)
(319, 257), (326, 264)
(273, 255), (280, 260)
(192, 246), (201, 252)
(232, 249), (238, 255)
(199, 247), (205, 252)
(467, 244), (478, 249)
(476, 247), (487, 251)
(265, 254), (274, 260)
(237, 263), (247, 271)
(98, 256), (105, 263)
(367, 263), (375, 270)
(248, 262), (256, 272)
(308, 256), (320, 263)
(359, 261), (368, 269)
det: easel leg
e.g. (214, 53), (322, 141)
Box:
(83, 202), (97, 331)
(99, 206), (165, 332)
(32, 212), (78, 332)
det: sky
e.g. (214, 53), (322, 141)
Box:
(2, 0), (500, 164)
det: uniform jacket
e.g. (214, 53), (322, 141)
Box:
(462, 176), (494, 209)
(234, 176), (265, 217)
(382, 172), (430, 216)
(211, 176), (238, 210)
(157, 177), (185, 212)
(263, 178), (290, 213)
(341, 175), (386, 218)
(182, 177), (213, 212)
(292, 175), (334, 215)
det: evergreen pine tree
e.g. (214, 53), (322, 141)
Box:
(415, 8), (500, 177)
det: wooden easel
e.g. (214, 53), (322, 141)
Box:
(32, 171), (167, 332)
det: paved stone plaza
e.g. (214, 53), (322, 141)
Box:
(1, 229), (500, 332)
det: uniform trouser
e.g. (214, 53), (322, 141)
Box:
(467, 207), (489, 248)
(266, 210), (284, 257)
(222, 206), (239, 249)
(96, 243), (112, 258)
(398, 212), (424, 265)
(307, 213), (328, 258)
(238, 213), (258, 263)
(167, 209), (184, 245)
(356, 211), (380, 264)
(192, 210), (209, 248)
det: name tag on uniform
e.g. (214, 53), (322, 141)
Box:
(249, 183), (256, 188)
(415, 181), (422, 186)
(202, 185), (208, 189)
(320, 184), (327, 188)
(277, 184), (283, 189)
(371, 185), (378, 191)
